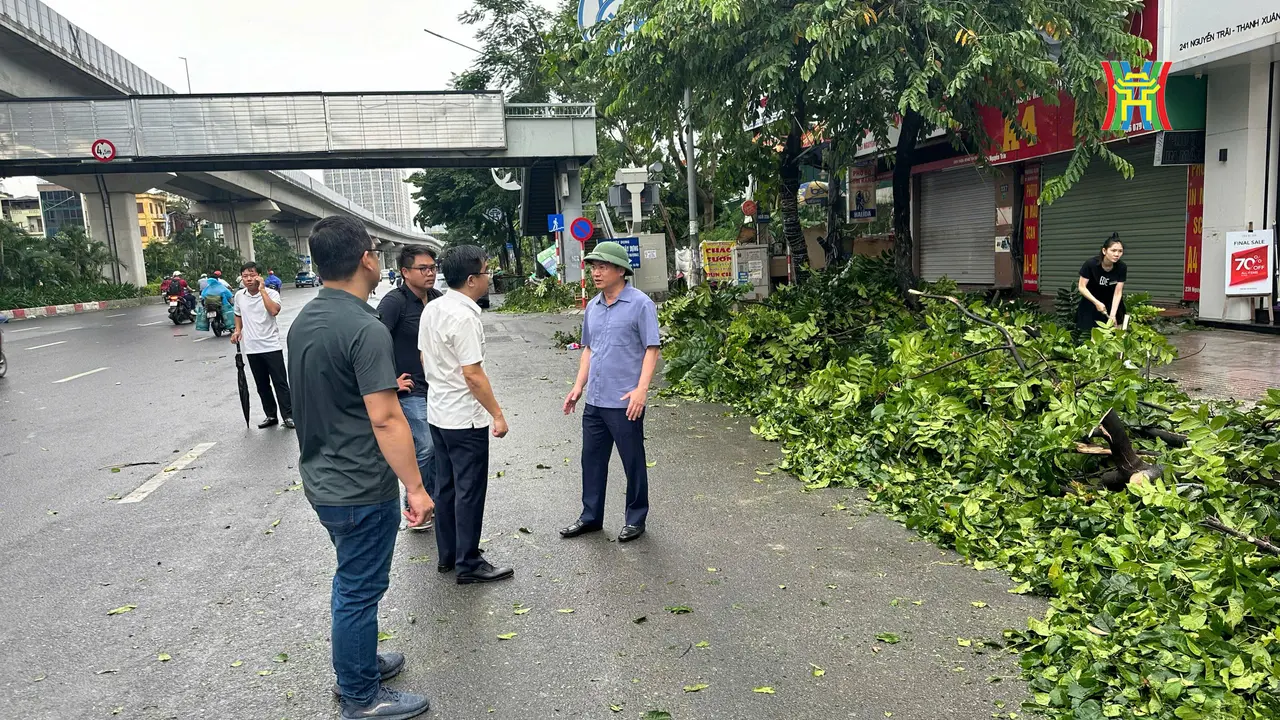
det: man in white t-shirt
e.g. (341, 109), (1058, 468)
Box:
(418, 245), (511, 585)
(231, 261), (294, 429)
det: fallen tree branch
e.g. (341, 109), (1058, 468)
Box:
(909, 346), (1009, 380)
(1202, 516), (1280, 555)
(908, 290), (1028, 372)
(1133, 425), (1189, 447)
(1096, 409), (1163, 489)
(1138, 400), (1174, 414)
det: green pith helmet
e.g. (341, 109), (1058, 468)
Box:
(583, 241), (633, 276)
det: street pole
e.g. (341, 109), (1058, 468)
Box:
(684, 86), (699, 286)
(179, 57), (192, 93)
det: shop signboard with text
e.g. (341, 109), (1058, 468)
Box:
(701, 241), (736, 283)
(1169, 0), (1279, 65)
(1021, 165), (1041, 292)
(1183, 164), (1204, 301)
(1224, 229), (1274, 296)
(847, 162), (878, 223)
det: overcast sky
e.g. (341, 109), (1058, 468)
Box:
(4, 0), (558, 196)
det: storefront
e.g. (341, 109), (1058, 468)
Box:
(1039, 138), (1192, 302)
(917, 164), (996, 285)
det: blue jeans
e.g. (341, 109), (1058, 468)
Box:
(399, 395), (435, 497)
(314, 498), (400, 705)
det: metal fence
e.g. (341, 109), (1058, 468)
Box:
(505, 103), (596, 118)
(0, 0), (172, 95)
(0, 93), (508, 160)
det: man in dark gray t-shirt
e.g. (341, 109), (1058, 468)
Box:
(287, 215), (434, 720)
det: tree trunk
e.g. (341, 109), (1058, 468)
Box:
(823, 144), (841, 264)
(892, 109), (924, 301)
(779, 94), (809, 273)
(507, 213), (524, 280)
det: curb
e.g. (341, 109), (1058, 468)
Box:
(0, 295), (163, 322)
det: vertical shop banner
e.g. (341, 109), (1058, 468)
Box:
(847, 161), (878, 223)
(1224, 230), (1274, 296)
(701, 241), (736, 283)
(1021, 165), (1041, 292)
(1183, 164), (1204, 301)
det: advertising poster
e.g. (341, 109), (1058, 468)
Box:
(847, 162), (877, 223)
(1021, 165), (1040, 292)
(1224, 230), (1274, 296)
(1183, 164), (1204, 301)
(701, 241), (735, 283)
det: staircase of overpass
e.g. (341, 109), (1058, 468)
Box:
(0, 0), (597, 286)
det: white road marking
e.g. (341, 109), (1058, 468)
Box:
(193, 336), (213, 343)
(105, 313), (127, 318)
(25, 341), (67, 350)
(8, 327), (37, 333)
(137, 320), (167, 327)
(118, 442), (217, 504)
(52, 367), (109, 384)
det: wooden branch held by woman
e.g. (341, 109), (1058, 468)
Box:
(907, 290), (1028, 371)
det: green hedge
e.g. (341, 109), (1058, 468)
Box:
(0, 283), (143, 311)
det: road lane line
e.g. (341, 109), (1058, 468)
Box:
(8, 327), (37, 333)
(137, 320), (167, 327)
(52, 367), (109, 384)
(25, 341), (67, 350)
(193, 336), (214, 343)
(118, 443), (217, 504)
(105, 313), (127, 318)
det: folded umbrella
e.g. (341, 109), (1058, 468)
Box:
(235, 342), (250, 428)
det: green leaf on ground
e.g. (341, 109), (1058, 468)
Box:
(230, 660), (243, 668)
(875, 633), (901, 644)
(683, 683), (710, 693)
(970, 601), (988, 608)
(641, 712), (672, 720)
(957, 637), (972, 647)
(110, 467), (121, 473)
(514, 607), (531, 615)
(257, 670), (272, 676)
(497, 633), (517, 640)
(157, 653), (171, 662)
(755, 470), (772, 476)
(646, 461), (658, 468)
(707, 567), (718, 572)
(558, 608), (574, 614)
(272, 652), (288, 663)
(753, 686), (775, 694)
(811, 664), (825, 677)
(377, 631), (395, 642)
(106, 604), (136, 615)
(609, 704), (623, 713)
(695, 641), (710, 648)
(665, 605), (693, 614)
(106, 493), (122, 500)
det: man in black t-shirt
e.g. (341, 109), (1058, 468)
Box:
(377, 246), (444, 532)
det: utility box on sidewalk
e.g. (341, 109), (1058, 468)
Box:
(631, 233), (669, 294)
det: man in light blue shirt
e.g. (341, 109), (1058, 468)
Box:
(560, 241), (660, 543)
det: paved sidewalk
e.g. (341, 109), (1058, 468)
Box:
(1164, 329), (1280, 403)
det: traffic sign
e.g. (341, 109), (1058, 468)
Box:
(756, 212), (772, 224)
(483, 207), (504, 223)
(616, 237), (642, 269)
(569, 217), (595, 242)
(91, 138), (116, 162)
(741, 199), (758, 216)
(547, 214), (565, 233)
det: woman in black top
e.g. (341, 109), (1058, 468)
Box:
(1076, 234), (1127, 335)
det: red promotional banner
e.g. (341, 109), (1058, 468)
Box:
(1021, 165), (1041, 292)
(1230, 245), (1269, 287)
(1183, 164), (1204, 301)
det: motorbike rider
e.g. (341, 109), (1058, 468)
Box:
(201, 273), (234, 310)
(168, 271), (197, 312)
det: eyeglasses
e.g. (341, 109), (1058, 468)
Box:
(408, 264), (438, 273)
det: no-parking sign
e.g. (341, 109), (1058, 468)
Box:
(569, 217), (594, 242)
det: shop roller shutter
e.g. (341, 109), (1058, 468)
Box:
(1040, 139), (1187, 302)
(918, 166), (996, 285)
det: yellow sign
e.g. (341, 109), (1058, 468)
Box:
(701, 241), (735, 283)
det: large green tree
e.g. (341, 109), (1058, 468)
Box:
(250, 223), (302, 280)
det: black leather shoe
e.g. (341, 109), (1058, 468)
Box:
(559, 520), (603, 538)
(331, 652), (405, 695)
(257, 417), (279, 429)
(456, 562), (514, 584)
(618, 525), (645, 543)
(282, 417), (295, 429)
(436, 563), (454, 573)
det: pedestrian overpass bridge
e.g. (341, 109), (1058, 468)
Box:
(0, 0), (596, 286)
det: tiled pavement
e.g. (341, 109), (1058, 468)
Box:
(1163, 329), (1280, 403)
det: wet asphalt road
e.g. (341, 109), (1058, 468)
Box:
(0, 286), (1044, 719)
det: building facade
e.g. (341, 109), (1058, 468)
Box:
(1162, 0), (1280, 323)
(1, 194), (43, 235)
(322, 169), (415, 230)
(37, 184), (85, 238)
(135, 192), (168, 247)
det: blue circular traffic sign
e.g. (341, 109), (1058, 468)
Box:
(569, 216), (595, 241)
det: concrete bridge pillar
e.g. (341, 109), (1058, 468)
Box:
(190, 200), (281, 263)
(46, 173), (177, 287)
(265, 220), (316, 260)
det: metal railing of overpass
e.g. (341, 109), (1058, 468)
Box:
(0, 93), (595, 175)
(270, 168), (439, 246)
(0, 0), (171, 95)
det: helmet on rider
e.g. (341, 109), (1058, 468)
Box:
(172, 271), (182, 278)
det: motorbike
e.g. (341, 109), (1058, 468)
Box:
(167, 293), (194, 325)
(0, 316), (7, 378)
(204, 298), (229, 337)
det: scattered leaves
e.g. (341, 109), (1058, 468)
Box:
(497, 633), (517, 640)
(810, 664), (825, 677)
(377, 631), (396, 642)
(230, 660), (243, 668)
(683, 683), (710, 693)
(272, 652), (289, 663)
(157, 653), (171, 662)
(557, 608), (575, 614)
(753, 686), (775, 694)
(106, 604), (136, 616)
(874, 633), (900, 644)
